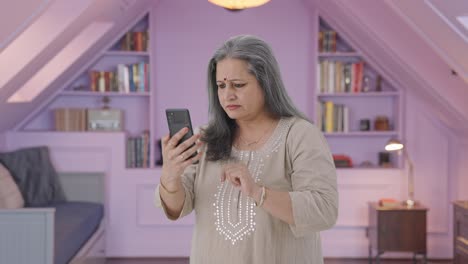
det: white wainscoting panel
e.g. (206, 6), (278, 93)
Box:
(408, 99), (450, 234)
(136, 184), (195, 226)
(335, 168), (403, 227)
(50, 147), (109, 172)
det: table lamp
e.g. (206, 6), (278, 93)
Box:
(385, 138), (415, 208)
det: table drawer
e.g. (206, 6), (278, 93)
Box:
(377, 210), (426, 252)
(455, 238), (468, 264)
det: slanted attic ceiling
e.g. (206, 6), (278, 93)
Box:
(0, 0), (52, 51)
(0, 0), (153, 132)
(0, 0), (467, 134)
(307, 0), (468, 134)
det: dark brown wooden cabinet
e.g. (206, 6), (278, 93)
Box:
(367, 202), (428, 263)
(453, 201), (468, 264)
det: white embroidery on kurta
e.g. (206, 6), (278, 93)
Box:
(213, 118), (293, 245)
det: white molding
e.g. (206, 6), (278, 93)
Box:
(135, 184), (194, 227)
(0, 0), (52, 50)
(408, 99), (450, 234)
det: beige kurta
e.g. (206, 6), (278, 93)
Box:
(155, 117), (338, 264)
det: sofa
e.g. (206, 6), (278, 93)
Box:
(0, 146), (105, 264)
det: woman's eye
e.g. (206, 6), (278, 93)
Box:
(234, 83), (246, 88)
(217, 83), (226, 89)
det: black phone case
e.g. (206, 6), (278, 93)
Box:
(165, 108), (197, 161)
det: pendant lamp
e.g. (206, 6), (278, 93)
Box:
(208, 0), (270, 10)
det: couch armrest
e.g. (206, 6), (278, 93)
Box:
(0, 207), (55, 213)
(0, 208), (55, 264)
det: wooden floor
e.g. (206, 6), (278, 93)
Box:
(106, 258), (453, 264)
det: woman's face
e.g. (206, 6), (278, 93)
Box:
(216, 58), (267, 121)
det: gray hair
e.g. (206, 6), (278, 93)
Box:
(201, 35), (308, 161)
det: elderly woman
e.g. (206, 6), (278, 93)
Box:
(155, 35), (338, 264)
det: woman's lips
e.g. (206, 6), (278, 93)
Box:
(226, 105), (240, 110)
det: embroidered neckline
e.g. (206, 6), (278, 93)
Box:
(232, 117), (290, 156)
(213, 117), (294, 245)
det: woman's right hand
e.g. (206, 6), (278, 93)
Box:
(160, 127), (203, 192)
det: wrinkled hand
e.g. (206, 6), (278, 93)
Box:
(161, 127), (203, 191)
(222, 162), (261, 199)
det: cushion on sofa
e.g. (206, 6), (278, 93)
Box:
(0, 163), (24, 208)
(0, 146), (67, 207)
(52, 201), (104, 264)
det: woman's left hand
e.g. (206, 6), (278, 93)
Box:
(222, 162), (261, 199)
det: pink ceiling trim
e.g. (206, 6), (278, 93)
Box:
(0, 0), (51, 50)
(0, 0), (94, 91)
(386, 0), (468, 84)
(426, 0), (468, 42)
(313, 0), (468, 133)
(8, 22), (114, 103)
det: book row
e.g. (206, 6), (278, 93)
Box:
(126, 131), (150, 168)
(118, 31), (149, 52)
(89, 62), (150, 93)
(318, 30), (337, 52)
(316, 101), (349, 133)
(317, 60), (365, 94)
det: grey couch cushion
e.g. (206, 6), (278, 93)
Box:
(52, 201), (104, 264)
(0, 146), (67, 206)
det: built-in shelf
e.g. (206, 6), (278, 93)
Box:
(11, 130), (126, 136)
(317, 92), (399, 97)
(336, 167), (399, 171)
(103, 51), (149, 56)
(60, 91), (150, 97)
(323, 131), (398, 137)
(124, 167), (162, 173)
(318, 52), (361, 57)
(317, 17), (402, 169)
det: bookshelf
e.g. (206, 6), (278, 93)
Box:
(315, 17), (402, 169)
(20, 12), (153, 169)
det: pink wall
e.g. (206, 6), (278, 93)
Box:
(152, 0), (313, 139)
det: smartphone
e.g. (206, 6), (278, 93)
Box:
(165, 108), (197, 161)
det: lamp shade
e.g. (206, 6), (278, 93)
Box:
(385, 138), (404, 152)
(208, 0), (270, 10)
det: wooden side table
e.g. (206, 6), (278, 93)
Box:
(367, 202), (428, 264)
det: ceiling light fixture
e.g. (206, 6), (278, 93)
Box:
(208, 0), (270, 11)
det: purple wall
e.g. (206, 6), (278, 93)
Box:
(152, 0), (313, 139)
(0, 133), (5, 151)
(3, 0), (467, 258)
(454, 140), (468, 201)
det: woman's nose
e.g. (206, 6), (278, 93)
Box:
(223, 86), (236, 100)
